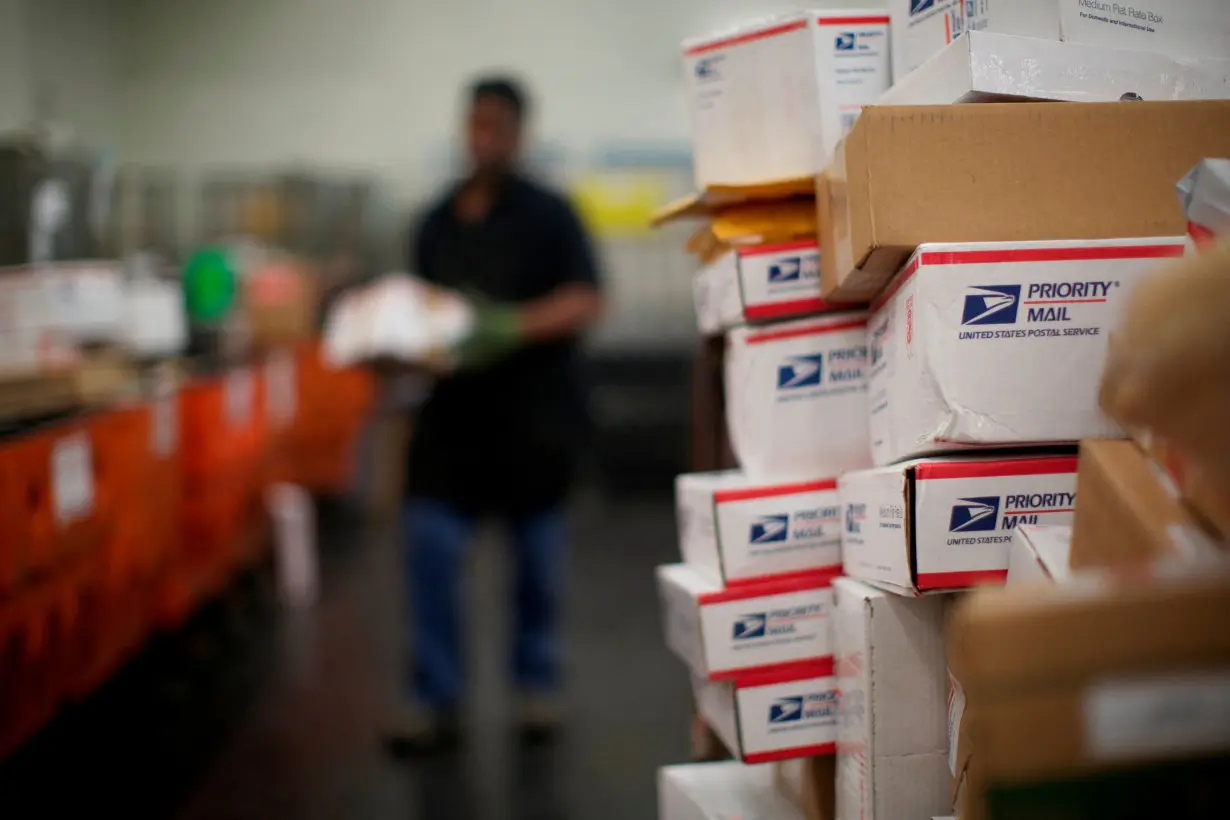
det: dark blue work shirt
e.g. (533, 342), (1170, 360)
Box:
(405, 174), (600, 515)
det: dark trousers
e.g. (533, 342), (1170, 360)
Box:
(403, 498), (564, 708)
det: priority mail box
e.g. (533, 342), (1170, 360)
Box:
(817, 101), (1230, 303)
(694, 662), (840, 763)
(867, 237), (1187, 465)
(695, 240), (852, 333)
(659, 762), (807, 820)
(889, 0), (964, 82)
(965, 0), (1230, 62)
(1006, 525), (1072, 586)
(658, 563), (836, 680)
(839, 454), (1079, 594)
(833, 578), (952, 820)
(726, 313), (871, 482)
(878, 30), (1230, 106)
(676, 471), (844, 586)
(684, 10), (891, 189)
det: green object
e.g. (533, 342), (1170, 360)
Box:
(183, 246), (239, 323)
(454, 300), (524, 373)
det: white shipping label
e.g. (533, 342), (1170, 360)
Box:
(714, 481), (843, 583)
(948, 675), (966, 776)
(868, 307), (895, 458)
(266, 352), (297, 424)
(226, 368), (254, 428)
(1086, 672), (1230, 762)
(815, 15), (892, 154)
(912, 463), (1079, 588)
(52, 433), (94, 526)
(701, 587), (833, 675)
(839, 469), (915, 592)
(736, 675), (840, 759)
(152, 395), (178, 458)
(893, 0), (964, 78)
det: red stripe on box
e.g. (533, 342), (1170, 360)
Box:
(744, 317), (866, 345)
(747, 298), (866, 322)
(737, 240), (817, 258)
(870, 242), (1184, 313)
(685, 20), (808, 56)
(918, 569), (1008, 590)
(697, 570), (838, 605)
(733, 657), (836, 688)
(709, 654), (837, 683)
(816, 16), (890, 26)
(714, 478), (838, 503)
(744, 299), (832, 322)
(744, 743), (837, 765)
(724, 565), (844, 589)
(920, 244), (1185, 267)
(1023, 298), (1108, 305)
(914, 456), (1079, 481)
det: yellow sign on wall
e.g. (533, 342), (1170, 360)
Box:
(570, 172), (671, 239)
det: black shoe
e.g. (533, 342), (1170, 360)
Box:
(384, 705), (461, 757)
(516, 693), (562, 745)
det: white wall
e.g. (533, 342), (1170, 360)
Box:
(25, 0), (121, 149)
(0, 0), (119, 147)
(115, 0), (883, 198)
(0, 0), (31, 133)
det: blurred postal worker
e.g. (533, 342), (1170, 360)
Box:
(387, 75), (603, 753)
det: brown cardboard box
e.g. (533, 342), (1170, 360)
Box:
(1096, 238), (1230, 540)
(1070, 439), (1222, 571)
(818, 101), (1230, 302)
(1140, 432), (1230, 543)
(948, 566), (1230, 819)
(773, 756), (836, 820)
(245, 260), (320, 350)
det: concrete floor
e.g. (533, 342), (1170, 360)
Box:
(0, 496), (692, 819)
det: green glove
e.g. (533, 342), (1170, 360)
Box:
(454, 300), (524, 373)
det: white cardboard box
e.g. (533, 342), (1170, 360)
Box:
(833, 578), (953, 820)
(694, 663), (840, 763)
(965, 0), (1230, 62)
(839, 454), (1079, 594)
(1005, 524), (1073, 586)
(878, 29), (1230, 105)
(867, 237), (1187, 466)
(726, 312), (871, 482)
(889, 0), (965, 82)
(684, 10), (891, 189)
(658, 762), (805, 820)
(658, 563), (835, 680)
(677, 471), (844, 586)
(694, 240), (843, 333)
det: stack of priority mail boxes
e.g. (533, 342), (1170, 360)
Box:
(818, 4), (1230, 818)
(657, 9), (894, 820)
(946, 202), (1230, 820)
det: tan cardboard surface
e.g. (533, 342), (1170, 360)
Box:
(1070, 440), (1192, 570)
(819, 101), (1230, 302)
(947, 567), (1230, 694)
(774, 756), (836, 820)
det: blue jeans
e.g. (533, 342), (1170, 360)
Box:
(404, 498), (564, 708)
